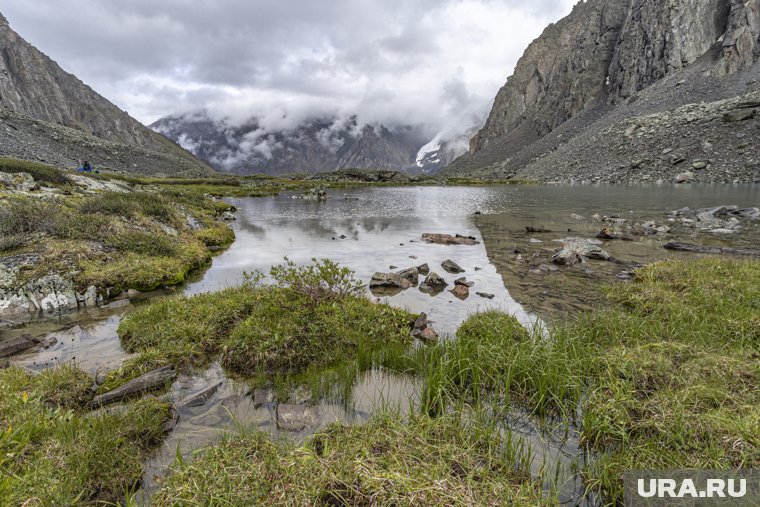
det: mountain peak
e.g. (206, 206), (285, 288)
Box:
(152, 113), (464, 176)
(0, 11), (214, 175)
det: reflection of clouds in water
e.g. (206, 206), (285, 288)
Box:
(186, 190), (533, 334)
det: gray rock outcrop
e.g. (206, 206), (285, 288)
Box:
(0, 256), (102, 317)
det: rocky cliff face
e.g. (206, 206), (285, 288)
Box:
(450, 0), (760, 183)
(152, 113), (457, 175)
(471, 0), (629, 152)
(608, 0), (732, 99)
(0, 12), (213, 175)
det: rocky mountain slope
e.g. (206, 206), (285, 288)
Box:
(445, 0), (760, 183)
(152, 113), (463, 175)
(0, 12), (214, 176)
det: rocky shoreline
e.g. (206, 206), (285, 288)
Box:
(0, 161), (235, 320)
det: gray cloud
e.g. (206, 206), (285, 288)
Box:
(3, 0), (575, 139)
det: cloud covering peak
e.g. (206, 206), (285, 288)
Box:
(3, 0), (575, 137)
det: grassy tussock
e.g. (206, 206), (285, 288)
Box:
(117, 260), (415, 382)
(193, 224), (236, 247)
(1, 186), (234, 294)
(152, 413), (549, 506)
(0, 365), (171, 505)
(77, 239), (210, 292)
(419, 259), (760, 503)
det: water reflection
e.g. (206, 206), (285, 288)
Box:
(186, 188), (536, 333)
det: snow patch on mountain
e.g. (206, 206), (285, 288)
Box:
(416, 133), (443, 167)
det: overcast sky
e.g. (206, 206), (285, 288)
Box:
(3, 0), (575, 136)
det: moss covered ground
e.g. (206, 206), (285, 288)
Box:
(1, 160), (235, 298)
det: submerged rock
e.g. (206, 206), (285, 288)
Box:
(454, 277), (474, 288)
(664, 242), (760, 256)
(179, 381), (223, 408)
(421, 233), (480, 246)
(276, 404), (318, 431)
(416, 263), (430, 275)
(476, 292), (495, 300)
(552, 238), (612, 265)
(0, 333), (41, 358)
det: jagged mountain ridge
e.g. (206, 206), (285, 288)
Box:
(0, 12), (214, 176)
(446, 0), (760, 183)
(152, 113), (464, 175)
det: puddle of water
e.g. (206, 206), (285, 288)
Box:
(139, 365), (420, 497)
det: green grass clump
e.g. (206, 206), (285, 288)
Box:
(422, 259), (760, 503)
(0, 197), (114, 253)
(418, 310), (583, 419)
(193, 223), (236, 247)
(118, 259), (415, 380)
(105, 231), (179, 257)
(582, 341), (758, 502)
(0, 157), (71, 185)
(78, 192), (177, 226)
(152, 413), (548, 506)
(118, 286), (260, 369)
(77, 238), (210, 292)
(223, 286), (413, 374)
(0, 365), (171, 505)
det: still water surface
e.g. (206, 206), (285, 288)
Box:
(4, 184), (759, 502)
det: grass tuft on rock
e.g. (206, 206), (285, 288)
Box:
(152, 413), (549, 506)
(0, 365), (171, 505)
(1, 183), (234, 294)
